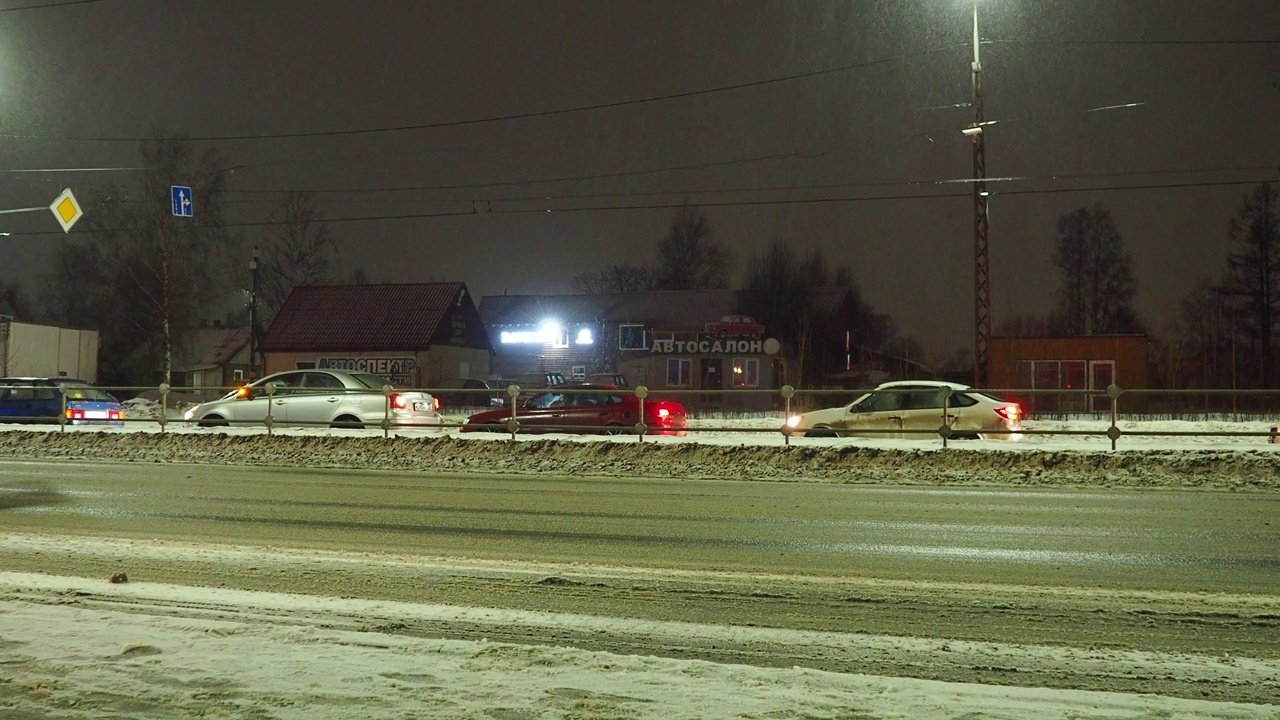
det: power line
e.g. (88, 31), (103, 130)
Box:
(12, 177), (1267, 238)
(987, 38), (1279, 47)
(2, 46), (964, 143)
(0, 0), (108, 12)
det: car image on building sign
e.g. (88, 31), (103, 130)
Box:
(783, 380), (1022, 441)
(183, 369), (443, 430)
(704, 314), (765, 339)
(461, 384), (687, 435)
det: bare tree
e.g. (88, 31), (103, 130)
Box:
(257, 191), (338, 323)
(45, 131), (236, 385)
(655, 206), (732, 290)
(572, 264), (662, 294)
(1048, 204), (1142, 335)
(1222, 183), (1280, 387)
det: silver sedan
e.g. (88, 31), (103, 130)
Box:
(184, 369), (443, 430)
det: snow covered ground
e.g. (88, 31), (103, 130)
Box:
(3, 404), (1278, 718)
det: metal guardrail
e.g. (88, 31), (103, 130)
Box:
(2, 381), (1279, 450)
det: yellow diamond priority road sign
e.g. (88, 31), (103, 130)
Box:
(49, 188), (83, 233)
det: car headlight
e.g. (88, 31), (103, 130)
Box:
(786, 415), (801, 428)
(183, 407), (196, 421)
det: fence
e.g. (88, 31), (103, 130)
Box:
(1, 381), (1278, 450)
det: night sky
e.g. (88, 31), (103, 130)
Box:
(0, 0), (1275, 358)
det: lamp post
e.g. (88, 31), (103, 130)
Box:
(249, 246), (259, 380)
(968, 0), (992, 388)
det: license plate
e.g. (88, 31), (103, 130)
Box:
(84, 411), (108, 419)
(412, 402), (430, 412)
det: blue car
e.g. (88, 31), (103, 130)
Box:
(0, 377), (125, 427)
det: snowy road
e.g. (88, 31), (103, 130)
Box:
(2, 458), (1278, 706)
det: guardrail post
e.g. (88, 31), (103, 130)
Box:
(1107, 383), (1123, 451)
(781, 385), (795, 446)
(264, 382), (276, 437)
(382, 384), (393, 439)
(938, 385), (953, 448)
(506, 384), (520, 439)
(634, 385), (648, 443)
(158, 383), (170, 433)
(59, 389), (67, 432)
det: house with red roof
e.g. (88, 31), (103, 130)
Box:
(257, 282), (491, 389)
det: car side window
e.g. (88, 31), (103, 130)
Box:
(527, 392), (566, 409)
(856, 392), (903, 413)
(949, 392), (979, 408)
(903, 390), (944, 411)
(303, 373), (344, 390)
(263, 373), (304, 396)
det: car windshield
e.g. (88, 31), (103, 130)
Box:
(60, 385), (116, 402)
(350, 373), (394, 390)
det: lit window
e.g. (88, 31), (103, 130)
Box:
(575, 327), (594, 345)
(732, 358), (759, 387)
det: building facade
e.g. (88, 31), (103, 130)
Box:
(989, 335), (1149, 414)
(479, 290), (786, 412)
(258, 282), (492, 390)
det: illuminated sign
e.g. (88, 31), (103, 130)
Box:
(316, 356), (417, 385)
(575, 328), (594, 345)
(651, 338), (781, 355)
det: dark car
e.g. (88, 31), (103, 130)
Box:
(0, 377), (126, 427)
(462, 383), (687, 435)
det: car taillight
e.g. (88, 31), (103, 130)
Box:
(433, 397), (440, 412)
(389, 393), (409, 410)
(657, 408), (670, 418)
(65, 409), (84, 420)
(109, 410), (122, 420)
(994, 404), (1020, 421)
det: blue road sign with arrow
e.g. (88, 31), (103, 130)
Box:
(171, 186), (193, 217)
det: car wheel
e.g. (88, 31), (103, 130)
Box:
(331, 415), (363, 430)
(198, 415), (228, 428)
(601, 424), (626, 435)
(805, 427), (837, 438)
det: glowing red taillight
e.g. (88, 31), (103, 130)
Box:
(657, 408), (670, 418)
(433, 397), (440, 412)
(65, 409), (84, 420)
(389, 393), (409, 410)
(109, 410), (122, 420)
(994, 404), (1020, 422)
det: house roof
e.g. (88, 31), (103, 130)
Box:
(480, 290), (743, 331)
(259, 282), (472, 352)
(174, 326), (249, 372)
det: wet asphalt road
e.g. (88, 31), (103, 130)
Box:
(2, 458), (1277, 595)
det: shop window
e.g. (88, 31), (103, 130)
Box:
(619, 324), (647, 350)
(571, 365), (586, 380)
(731, 357), (759, 387)
(667, 358), (692, 387)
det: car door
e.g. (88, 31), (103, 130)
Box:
(282, 372), (348, 427)
(230, 373), (301, 424)
(559, 392), (611, 431)
(518, 391), (568, 432)
(899, 387), (952, 439)
(838, 391), (906, 439)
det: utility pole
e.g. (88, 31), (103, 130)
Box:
(969, 0), (992, 388)
(249, 246), (259, 380)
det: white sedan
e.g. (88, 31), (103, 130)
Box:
(784, 380), (1022, 441)
(184, 369), (443, 430)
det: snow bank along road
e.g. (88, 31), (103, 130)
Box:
(1, 427), (1279, 710)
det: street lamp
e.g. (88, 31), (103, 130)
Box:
(967, 0), (992, 388)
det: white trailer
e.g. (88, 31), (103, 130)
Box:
(0, 318), (100, 382)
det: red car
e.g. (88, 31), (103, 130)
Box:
(462, 384), (687, 436)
